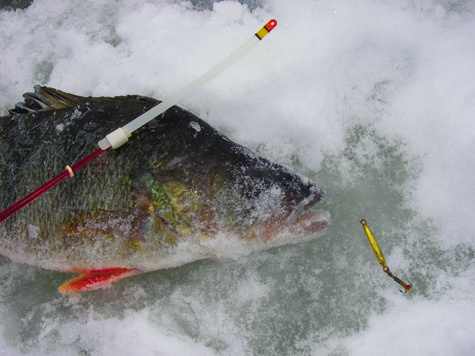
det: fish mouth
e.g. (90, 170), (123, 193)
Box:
(284, 205), (329, 235)
(282, 190), (329, 235)
(253, 187), (329, 239)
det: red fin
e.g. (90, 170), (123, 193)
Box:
(58, 268), (140, 294)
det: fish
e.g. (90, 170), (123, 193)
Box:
(0, 86), (329, 293)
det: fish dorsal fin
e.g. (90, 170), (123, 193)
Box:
(9, 86), (158, 115)
(10, 86), (88, 114)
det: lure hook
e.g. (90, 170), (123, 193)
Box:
(399, 281), (413, 294)
(383, 266), (412, 293)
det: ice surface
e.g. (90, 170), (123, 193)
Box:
(1, 0), (474, 355)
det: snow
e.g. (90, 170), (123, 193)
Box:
(0, 0), (474, 355)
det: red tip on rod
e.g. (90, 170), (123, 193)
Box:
(265, 19), (277, 32)
(0, 148), (107, 224)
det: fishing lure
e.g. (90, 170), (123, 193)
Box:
(360, 218), (412, 293)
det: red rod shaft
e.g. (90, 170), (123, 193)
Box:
(0, 147), (107, 224)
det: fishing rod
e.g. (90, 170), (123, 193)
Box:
(0, 19), (278, 224)
(99, 19), (277, 150)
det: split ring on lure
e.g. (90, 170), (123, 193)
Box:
(360, 218), (412, 293)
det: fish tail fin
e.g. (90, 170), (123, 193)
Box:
(58, 268), (141, 294)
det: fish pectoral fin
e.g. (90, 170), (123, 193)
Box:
(58, 268), (140, 294)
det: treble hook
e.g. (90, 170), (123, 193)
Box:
(383, 266), (412, 293)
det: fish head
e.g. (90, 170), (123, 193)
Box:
(134, 118), (328, 245)
(208, 153), (328, 240)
